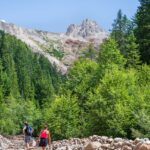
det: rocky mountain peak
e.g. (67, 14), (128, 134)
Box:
(0, 19), (108, 74)
(66, 19), (107, 38)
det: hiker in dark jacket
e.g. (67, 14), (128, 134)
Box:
(23, 122), (33, 150)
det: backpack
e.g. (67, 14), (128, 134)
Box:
(25, 125), (33, 136)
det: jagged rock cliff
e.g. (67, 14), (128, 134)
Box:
(66, 19), (107, 39)
(0, 19), (108, 73)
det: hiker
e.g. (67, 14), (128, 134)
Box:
(39, 125), (51, 150)
(23, 122), (34, 150)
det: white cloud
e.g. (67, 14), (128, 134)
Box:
(0, 19), (6, 23)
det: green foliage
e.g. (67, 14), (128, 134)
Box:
(111, 9), (133, 54)
(81, 44), (97, 60)
(49, 48), (64, 60)
(98, 38), (126, 69)
(111, 10), (141, 68)
(132, 64), (150, 138)
(86, 68), (134, 137)
(125, 33), (141, 68)
(61, 59), (100, 137)
(0, 31), (63, 135)
(66, 59), (98, 104)
(85, 66), (149, 138)
(62, 39), (149, 139)
(43, 93), (80, 140)
(131, 109), (150, 138)
(0, 97), (41, 135)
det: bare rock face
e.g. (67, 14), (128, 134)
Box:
(66, 19), (107, 39)
(0, 19), (108, 74)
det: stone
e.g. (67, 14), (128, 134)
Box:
(84, 142), (101, 150)
(135, 143), (144, 150)
(101, 143), (110, 149)
(122, 145), (132, 150)
(0, 134), (150, 150)
(137, 144), (150, 150)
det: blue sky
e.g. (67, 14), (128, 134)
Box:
(0, 0), (139, 32)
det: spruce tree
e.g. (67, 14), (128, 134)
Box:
(111, 10), (132, 55)
(98, 38), (126, 69)
(125, 32), (141, 68)
(135, 0), (150, 64)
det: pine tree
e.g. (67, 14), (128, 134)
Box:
(125, 32), (141, 68)
(98, 38), (126, 69)
(111, 10), (132, 55)
(0, 34), (19, 97)
(0, 61), (4, 102)
(135, 0), (150, 64)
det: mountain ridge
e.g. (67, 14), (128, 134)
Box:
(0, 19), (108, 73)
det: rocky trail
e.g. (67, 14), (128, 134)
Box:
(0, 135), (150, 150)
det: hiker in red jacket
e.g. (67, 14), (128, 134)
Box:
(39, 125), (51, 150)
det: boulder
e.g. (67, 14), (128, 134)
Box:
(84, 142), (101, 150)
(101, 143), (110, 149)
(137, 144), (150, 150)
(122, 145), (132, 150)
(135, 142), (143, 150)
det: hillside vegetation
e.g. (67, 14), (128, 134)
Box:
(0, 0), (149, 140)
